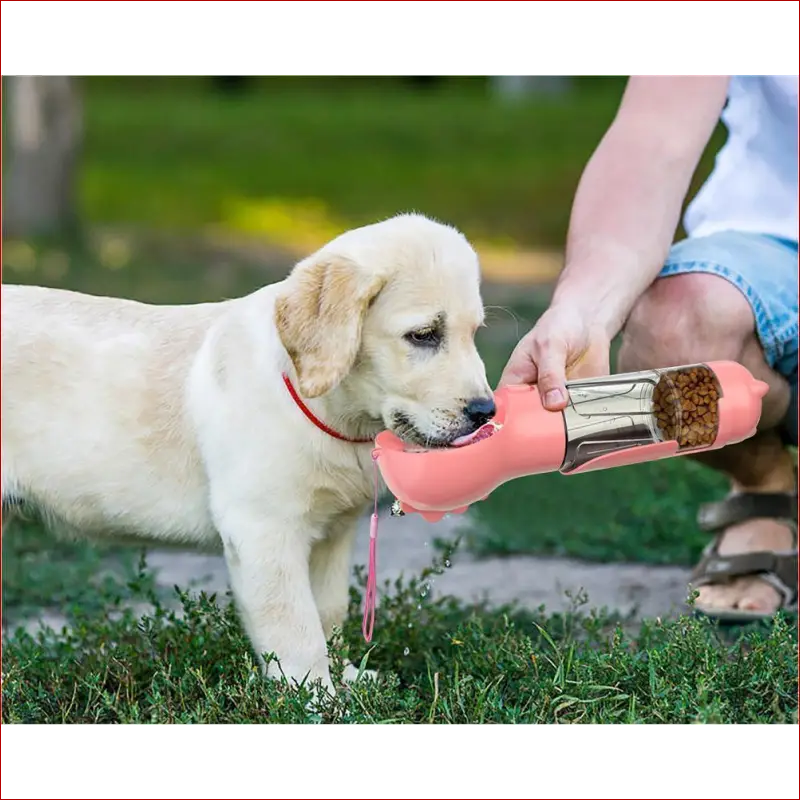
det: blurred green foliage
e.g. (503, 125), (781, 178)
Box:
(74, 76), (722, 249)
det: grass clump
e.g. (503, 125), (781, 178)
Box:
(3, 555), (796, 724)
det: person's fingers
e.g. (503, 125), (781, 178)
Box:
(497, 341), (538, 388)
(533, 339), (569, 410)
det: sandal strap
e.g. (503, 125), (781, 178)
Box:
(697, 492), (798, 533)
(691, 549), (798, 606)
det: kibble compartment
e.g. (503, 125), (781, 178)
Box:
(560, 363), (721, 473)
(651, 364), (721, 451)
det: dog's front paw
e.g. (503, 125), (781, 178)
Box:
(342, 660), (379, 685)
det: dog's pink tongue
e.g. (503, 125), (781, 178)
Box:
(450, 422), (498, 448)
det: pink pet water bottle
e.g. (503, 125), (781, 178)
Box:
(373, 361), (769, 522)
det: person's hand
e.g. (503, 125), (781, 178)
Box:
(497, 304), (612, 411)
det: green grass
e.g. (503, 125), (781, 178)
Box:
(1, 515), (142, 621)
(3, 552), (796, 724)
(469, 459), (727, 564)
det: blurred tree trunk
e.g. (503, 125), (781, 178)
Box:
(3, 76), (82, 239)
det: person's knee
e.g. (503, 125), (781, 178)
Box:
(617, 273), (755, 372)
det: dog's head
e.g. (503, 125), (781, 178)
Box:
(275, 214), (493, 447)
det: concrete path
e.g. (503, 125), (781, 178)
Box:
(11, 510), (692, 636)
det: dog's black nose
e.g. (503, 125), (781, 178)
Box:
(464, 396), (496, 429)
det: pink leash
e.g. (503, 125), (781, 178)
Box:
(362, 452), (381, 642)
(281, 371), (381, 642)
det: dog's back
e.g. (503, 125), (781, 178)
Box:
(1, 285), (227, 547)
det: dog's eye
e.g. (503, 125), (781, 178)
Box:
(405, 328), (441, 348)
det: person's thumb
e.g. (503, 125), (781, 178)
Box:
(535, 345), (569, 410)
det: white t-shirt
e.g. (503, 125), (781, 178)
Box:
(684, 75), (799, 243)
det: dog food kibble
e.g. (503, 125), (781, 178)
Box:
(652, 365), (720, 450)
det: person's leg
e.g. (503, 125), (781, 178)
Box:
(617, 231), (798, 615)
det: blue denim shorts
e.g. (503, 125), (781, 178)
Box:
(658, 230), (798, 446)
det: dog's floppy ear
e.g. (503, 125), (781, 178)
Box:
(275, 254), (385, 398)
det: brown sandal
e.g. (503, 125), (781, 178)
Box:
(691, 490), (798, 622)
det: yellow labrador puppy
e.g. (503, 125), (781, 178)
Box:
(1, 213), (493, 693)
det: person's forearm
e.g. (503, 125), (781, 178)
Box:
(551, 77), (729, 339)
(552, 129), (692, 336)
